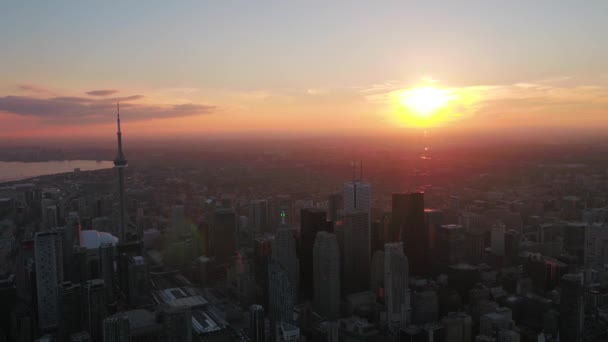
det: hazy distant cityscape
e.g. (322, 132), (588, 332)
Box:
(1, 111), (607, 342)
(2, 1), (608, 342)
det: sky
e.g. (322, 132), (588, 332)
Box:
(1, 1), (607, 140)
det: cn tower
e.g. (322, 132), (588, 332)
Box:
(113, 103), (128, 241)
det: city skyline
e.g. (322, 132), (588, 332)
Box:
(1, 1), (607, 140)
(1, 2), (607, 342)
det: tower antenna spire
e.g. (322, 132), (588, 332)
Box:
(117, 102), (121, 132)
(360, 160), (363, 180)
(113, 102), (128, 241)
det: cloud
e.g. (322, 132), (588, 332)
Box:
(0, 94), (216, 124)
(17, 84), (55, 95)
(87, 89), (119, 96)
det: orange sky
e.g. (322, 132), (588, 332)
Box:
(1, 2), (607, 140)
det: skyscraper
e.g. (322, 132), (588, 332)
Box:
(254, 234), (274, 308)
(34, 231), (63, 331)
(560, 273), (584, 342)
(83, 279), (107, 342)
(491, 223), (506, 256)
(370, 250), (385, 299)
(170, 205), (188, 236)
(113, 104), (128, 242)
(249, 200), (270, 234)
(268, 260), (295, 325)
(127, 255), (149, 307)
(391, 193), (427, 274)
(437, 224), (466, 266)
(162, 306), (192, 342)
(272, 227), (300, 301)
(58, 282), (83, 340)
(300, 208), (331, 300)
(342, 210), (370, 295)
(102, 315), (130, 342)
(327, 193), (343, 222)
(99, 243), (115, 305)
(63, 212), (81, 281)
(249, 304), (265, 342)
(441, 312), (472, 342)
(209, 207), (237, 263)
(343, 181), (371, 213)
(313, 231), (341, 319)
(424, 208), (442, 261)
(384, 242), (411, 331)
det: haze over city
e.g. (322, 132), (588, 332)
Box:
(1, 2), (608, 342)
(1, 1), (607, 142)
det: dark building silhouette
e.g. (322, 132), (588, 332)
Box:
(254, 234), (274, 309)
(102, 315), (129, 342)
(560, 273), (584, 342)
(209, 208), (237, 263)
(299, 208), (331, 300)
(127, 256), (149, 307)
(83, 279), (107, 342)
(161, 306), (192, 342)
(436, 225), (466, 267)
(59, 281), (82, 340)
(249, 304), (265, 342)
(424, 209), (442, 261)
(391, 193), (427, 274)
(0, 275), (16, 341)
(327, 193), (343, 222)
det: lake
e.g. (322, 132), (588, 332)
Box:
(0, 160), (114, 183)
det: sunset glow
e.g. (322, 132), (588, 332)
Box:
(0, 2), (606, 140)
(399, 87), (450, 117)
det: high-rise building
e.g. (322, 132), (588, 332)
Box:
(249, 304), (265, 342)
(83, 279), (107, 342)
(162, 306), (192, 342)
(441, 312), (472, 342)
(99, 243), (115, 304)
(343, 181), (371, 213)
(300, 209), (331, 300)
(249, 200), (270, 234)
(371, 216), (389, 254)
(370, 250), (385, 299)
(327, 193), (343, 222)
(209, 208), (237, 263)
(34, 231), (63, 331)
(313, 231), (341, 319)
(391, 193), (427, 274)
(272, 227), (300, 301)
(44, 205), (59, 230)
(384, 242), (411, 331)
(59, 282), (82, 340)
(127, 255), (149, 307)
(171, 205), (188, 236)
(342, 210), (370, 295)
(560, 273), (584, 342)
(412, 290), (438, 325)
(491, 223), (505, 256)
(424, 209), (442, 261)
(63, 212), (82, 281)
(113, 104), (129, 241)
(436, 224), (466, 266)
(102, 315), (130, 342)
(254, 234), (274, 308)
(268, 260), (295, 325)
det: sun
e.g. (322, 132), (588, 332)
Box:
(398, 87), (450, 118)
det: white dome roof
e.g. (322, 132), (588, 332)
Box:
(81, 230), (118, 249)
